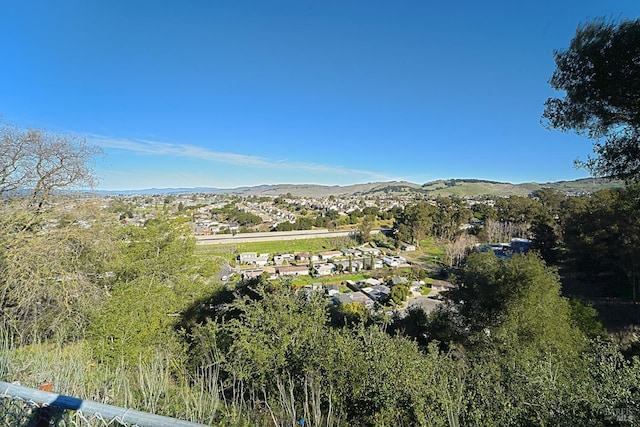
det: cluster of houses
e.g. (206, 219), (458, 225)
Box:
(294, 278), (394, 309)
(186, 191), (411, 235)
(305, 276), (455, 311)
(327, 278), (391, 308)
(234, 246), (457, 311)
(237, 245), (410, 282)
(195, 220), (239, 235)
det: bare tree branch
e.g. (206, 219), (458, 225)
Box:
(0, 121), (102, 209)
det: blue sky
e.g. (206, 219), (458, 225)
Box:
(2, 1), (639, 190)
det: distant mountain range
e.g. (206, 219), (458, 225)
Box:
(93, 178), (622, 198)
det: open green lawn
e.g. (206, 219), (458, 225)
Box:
(195, 237), (353, 261)
(289, 272), (375, 287)
(412, 237), (446, 265)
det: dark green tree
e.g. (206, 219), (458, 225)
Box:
(494, 196), (541, 225)
(543, 18), (640, 181)
(433, 196), (472, 241)
(471, 200), (498, 222)
(562, 185), (640, 299)
(390, 284), (410, 305)
(531, 188), (566, 218)
(393, 201), (436, 245)
(356, 217), (373, 244)
(530, 212), (560, 264)
(452, 251), (586, 356)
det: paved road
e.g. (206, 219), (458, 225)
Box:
(195, 229), (361, 245)
(217, 263), (234, 281)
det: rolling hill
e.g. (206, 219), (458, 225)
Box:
(97, 178), (622, 198)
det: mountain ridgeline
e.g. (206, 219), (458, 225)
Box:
(99, 177), (621, 197)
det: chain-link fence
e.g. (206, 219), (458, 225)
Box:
(0, 395), (123, 427)
(0, 381), (209, 427)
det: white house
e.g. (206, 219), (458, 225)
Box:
(382, 255), (406, 267)
(273, 253), (294, 265)
(238, 252), (270, 266)
(360, 246), (381, 256)
(277, 265), (310, 277)
(314, 263), (336, 276)
(319, 250), (343, 260)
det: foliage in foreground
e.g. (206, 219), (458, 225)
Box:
(3, 282), (640, 426)
(0, 190), (638, 425)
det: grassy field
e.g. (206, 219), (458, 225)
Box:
(424, 181), (537, 197)
(290, 272), (373, 287)
(408, 237), (446, 265)
(195, 236), (357, 261)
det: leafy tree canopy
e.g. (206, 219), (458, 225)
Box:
(561, 184), (640, 299)
(543, 18), (640, 181)
(453, 252), (586, 358)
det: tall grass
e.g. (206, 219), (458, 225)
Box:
(3, 336), (340, 426)
(0, 324), (14, 381)
(178, 364), (222, 425)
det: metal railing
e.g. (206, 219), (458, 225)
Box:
(0, 381), (210, 427)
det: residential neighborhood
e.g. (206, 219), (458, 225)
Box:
(104, 190), (539, 317)
(235, 244), (409, 282)
(230, 243), (450, 316)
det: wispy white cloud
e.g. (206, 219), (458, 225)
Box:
(89, 134), (395, 181)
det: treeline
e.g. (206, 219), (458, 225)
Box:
(390, 185), (640, 300)
(273, 207), (391, 231)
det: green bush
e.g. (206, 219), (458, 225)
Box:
(390, 284), (410, 304)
